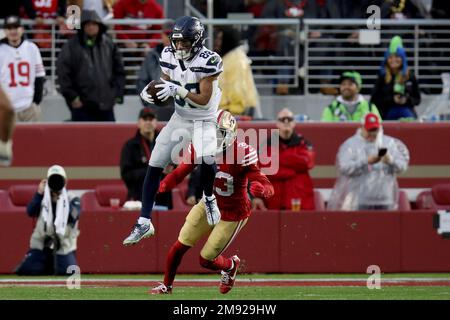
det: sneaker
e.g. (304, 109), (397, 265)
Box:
(219, 255), (240, 294)
(203, 195), (221, 226)
(150, 282), (172, 294)
(122, 220), (155, 246)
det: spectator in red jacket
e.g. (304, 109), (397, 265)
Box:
(113, 0), (164, 50)
(253, 108), (315, 210)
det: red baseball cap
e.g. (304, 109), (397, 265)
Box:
(363, 113), (380, 131)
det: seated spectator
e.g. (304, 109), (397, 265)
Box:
(253, 108), (315, 210)
(328, 113), (410, 211)
(371, 36), (421, 120)
(56, 10), (125, 121)
(215, 26), (261, 118)
(120, 108), (173, 209)
(136, 21), (174, 121)
(113, 0), (164, 50)
(15, 165), (81, 275)
(321, 71), (381, 122)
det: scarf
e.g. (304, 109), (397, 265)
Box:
(41, 184), (70, 237)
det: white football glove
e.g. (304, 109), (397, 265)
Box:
(203, 194), (221, 226)
(0, 140), (12, 166)
(155, 78), (188, 102)
(140, 83), (154, 104)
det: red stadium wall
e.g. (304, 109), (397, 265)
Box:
(0, 210), (449, 274)
(0, 122), (449, 189)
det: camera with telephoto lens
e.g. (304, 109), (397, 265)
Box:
(48, 174), (66, 192)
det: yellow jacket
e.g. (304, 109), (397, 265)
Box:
(219, 46), (259, 116)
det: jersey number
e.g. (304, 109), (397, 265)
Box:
(171, 81), (200, 109)
(215, 171), (234, 197)
(8, 62), (30, 87)
(34, 0), (53, 8)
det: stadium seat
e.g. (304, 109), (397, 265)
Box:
(416, 184), (450, 210)
(398, 190), (411, 210)
(95, 184), (128, 207)
(314, 190), (326, 211)
(8, 185), (37, 207)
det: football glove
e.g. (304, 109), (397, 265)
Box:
(155, 79), (188, 102)
(140, 83), (154, 104)
(0, 139), (12, 166)
(250, 181), (273, 199)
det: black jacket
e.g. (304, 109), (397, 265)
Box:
(56, 10), (125, 111)
(370, 73), (421, 119)
(119, 130), (172, 208)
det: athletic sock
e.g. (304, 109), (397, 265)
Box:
(164, 240), (191, 287)
(199, 255), (232, 271)
(201, 160), (216, 197)
(140, 166), (164, 219)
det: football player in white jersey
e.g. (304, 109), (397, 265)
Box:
(0, 16), (45, 122)
(0, 85), (15, 166)
(123, 16), (224, 245)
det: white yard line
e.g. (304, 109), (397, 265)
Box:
(0, 277), (449, 283)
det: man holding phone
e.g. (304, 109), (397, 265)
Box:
(328, 113), (410, 211)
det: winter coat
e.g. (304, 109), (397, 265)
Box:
(262, 132), (316, 210)
(57, 10), (125, 111)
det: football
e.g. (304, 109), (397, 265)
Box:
(146, 80), (172, 106)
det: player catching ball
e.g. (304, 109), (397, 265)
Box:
(151, 110), (274, 294)
(124, 16), (224, 245)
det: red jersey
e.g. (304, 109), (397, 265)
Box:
(160, 141), (274, 222)
(32, 0), (60, 18)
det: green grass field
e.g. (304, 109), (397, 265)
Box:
(1, 273), (449, 300)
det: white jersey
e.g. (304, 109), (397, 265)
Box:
(0, 40), (46, 111)
(160, 46), (223, 120)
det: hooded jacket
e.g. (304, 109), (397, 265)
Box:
(57, 10), (125, 111)
(328, 128), (410, 210)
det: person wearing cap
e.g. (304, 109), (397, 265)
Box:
(136, 22), (174, 121)
(321, 71), (381, 122)
(120, 108), (173, 208)
(56, 10), (125, 121)
(15, 165), (81, 275)
(371, 36), (421, 120)
(0, 15), (45, 122)
(328, 113), (410, 211)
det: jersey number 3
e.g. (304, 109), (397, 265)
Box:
(8, 61), (30, 87)
(215, 171), (234, 197)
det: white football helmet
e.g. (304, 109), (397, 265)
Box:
(216, 110), (237, 154)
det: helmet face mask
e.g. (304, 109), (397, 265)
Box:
(216, 111), (237, 154)
(170, 16), (205, 61)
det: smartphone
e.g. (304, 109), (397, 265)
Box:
(378, 148), (387, 157)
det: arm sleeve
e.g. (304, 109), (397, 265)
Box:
(321, 105), (334, 121)
(56, 43), (79, 104)
(281, 147), (315, 172)
(112, 44), (126, 99)
(337, 141), (368, 177)
(26, 192), (44, 217)
(407, 75), (421, 107)
(160, 162), (196, 190)
(33, 77), (45, 105)
(68, 196), (81, 227)
(389, 138), (410, 174)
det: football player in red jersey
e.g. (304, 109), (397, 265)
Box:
(151, 110), (274, 295)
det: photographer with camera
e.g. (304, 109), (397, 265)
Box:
(328, 113), (410, 211)
(15, 165), (81, 275)
(371, 36), (421, 120)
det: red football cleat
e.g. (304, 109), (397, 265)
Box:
(150, 282), (172, 295)
(219, 255), (240, 294)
